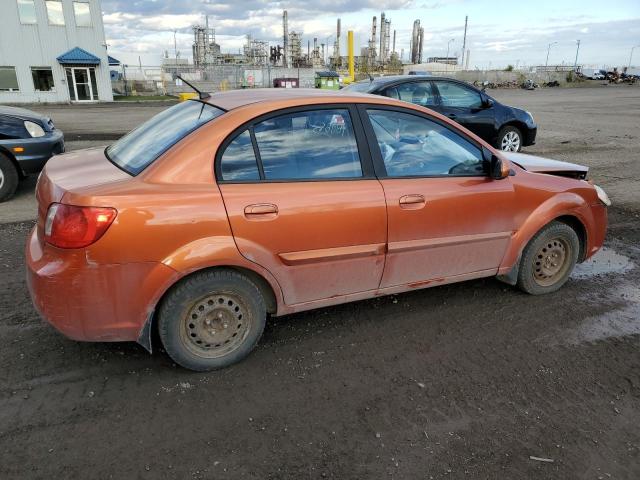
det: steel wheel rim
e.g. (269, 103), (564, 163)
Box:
(0, 168), (4, 190)
(180, 292), (251, 359)
(533, 237), (571, 287)
(501, 131), (521, 151)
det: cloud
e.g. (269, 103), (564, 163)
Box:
(102, 0), (640, 68)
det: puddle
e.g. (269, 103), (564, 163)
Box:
(567, 285), (640, 344)
(571, 247), (634, 279)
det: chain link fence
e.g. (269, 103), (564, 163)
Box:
(111, 65), (320, 96)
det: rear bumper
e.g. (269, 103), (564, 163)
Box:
(11, 130), (65, 174)
(26, 226), (177, 342)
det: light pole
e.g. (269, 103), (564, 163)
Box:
(573, 39), (581, 72)
(545, 41), (558, 80)
(446, 38), (455, 72)
(629, 45), (640, 70)
(173, 30), (178, 75)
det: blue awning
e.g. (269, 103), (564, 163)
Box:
(57, 47), (101, 65)
(108, 55), (121, 66)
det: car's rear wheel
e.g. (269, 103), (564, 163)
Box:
(517, 221), (579, 295)
(158, 269), (266, 371)
(0, 153), (19, 202)
(497, 125), (522, 152)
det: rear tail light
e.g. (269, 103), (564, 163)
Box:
(44, 203), (117, 249)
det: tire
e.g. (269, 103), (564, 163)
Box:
(0, 153), (20, 203)
(517, 221), (580, 295)
(158, 269), (267, 371)
(497, 125), (522, 152)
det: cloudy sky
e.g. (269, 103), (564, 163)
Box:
(102, 0), (640, 69)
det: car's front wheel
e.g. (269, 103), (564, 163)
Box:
(158, 269), (267, 371)
(517, 221), (580, 295)
(497, 125), (522, 152)
(0, 153), (19, 202)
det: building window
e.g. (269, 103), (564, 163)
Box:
(31, 67), (55, 92)
(17, 0), (37, 24)
(73, 1), (91, 27)
(45, 0), (65, 26)
(0, 67), (20, 92)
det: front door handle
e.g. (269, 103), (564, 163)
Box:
(447, 113), (457, 119)
(399, 194), (426, 210)
(244, 203), (278, 217)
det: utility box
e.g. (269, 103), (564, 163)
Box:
(273, 77), (299, 88)
(315, 71), (340, 90)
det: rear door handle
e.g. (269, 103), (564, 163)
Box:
(399, 194), (426, 209)
(447, 113), (457, 119)
(244, 203), (278, 217)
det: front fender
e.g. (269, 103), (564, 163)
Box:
(499, 192), (591, 272)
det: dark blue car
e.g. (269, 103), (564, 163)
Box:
(343, 75), (537, 153)
(0, 106), (64, 202)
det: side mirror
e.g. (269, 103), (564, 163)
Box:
(481, 94), (494, 108)
(482, 147), (509, 179)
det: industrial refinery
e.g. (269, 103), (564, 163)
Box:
(187, 9), (437, 75)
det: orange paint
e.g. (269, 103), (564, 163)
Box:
(25, 89), (607, 344)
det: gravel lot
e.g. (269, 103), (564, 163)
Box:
(1, 86), (639, 479)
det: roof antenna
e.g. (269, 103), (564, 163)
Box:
(176, 75), (210, 100)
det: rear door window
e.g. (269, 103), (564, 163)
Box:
(253, 109), (363, 180)
(385, 82), (437, 107)
(106, 100), (224, 175)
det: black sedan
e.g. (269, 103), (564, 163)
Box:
(0, 106), (64, 202)
(343, 76), (536, 152)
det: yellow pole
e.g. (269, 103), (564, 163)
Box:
(348, 30), (355, 83)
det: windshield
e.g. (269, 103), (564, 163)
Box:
(342, 81), (375, 93)
(106, 100), (224, 175)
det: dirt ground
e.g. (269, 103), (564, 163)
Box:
(1, 86), (639, 479)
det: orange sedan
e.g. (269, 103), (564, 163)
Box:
(26, 89), (609, 371)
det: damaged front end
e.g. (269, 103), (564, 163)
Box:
(502, 151), (589, 180)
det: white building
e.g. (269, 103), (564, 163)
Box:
(0, 0), (113, 103)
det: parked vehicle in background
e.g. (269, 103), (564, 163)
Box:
(26, 90), (608, 371)
(0, 106), (64, 201)
(343, 75), (537, 152)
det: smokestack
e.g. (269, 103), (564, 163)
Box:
(334, 18), (341, 67)
(393, 29), (396, 55)
(379, 12), (385, 62)
(372, 16), (377, 45)
(411, 20), (421, 64)
(283, 10), (289, 68)
(418, 27), (424, 63)
(348, 30), (354, 81)
(461, 15), (468, 70)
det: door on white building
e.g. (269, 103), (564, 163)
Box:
(65, 67), (99, 102)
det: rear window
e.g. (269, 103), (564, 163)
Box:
(106, 100), (224, 175)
